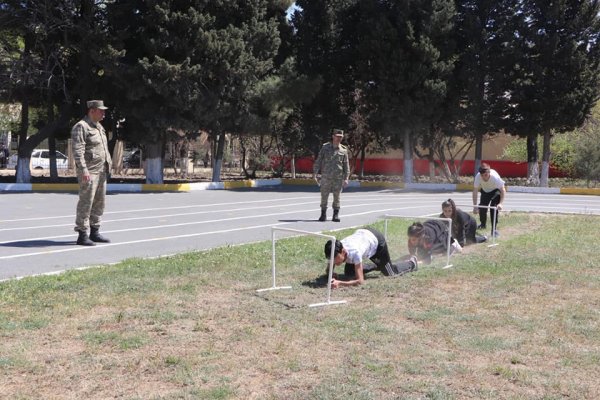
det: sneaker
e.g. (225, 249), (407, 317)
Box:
(409, 255), (418, 272)
(450, 239), (463, 254)
(477, 224), (486, 230)
(492, 230), (500, 237)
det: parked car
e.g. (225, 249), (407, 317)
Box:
(123, 148), (141, 168)
(7, 149), (69, 170)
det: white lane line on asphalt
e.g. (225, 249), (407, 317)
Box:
(0, 191), (471, 224)
(0, 200), (430, 234)
(0, 196), (318, 222)
(0, 222), (288, 260)
(0, 205), (426, 254)
(0, 200), (319, 231)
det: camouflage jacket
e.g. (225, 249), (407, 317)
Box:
(71, 115), (112, 174)
(313, 142), (350, 181)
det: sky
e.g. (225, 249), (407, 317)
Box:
(286, 3), (300, 20)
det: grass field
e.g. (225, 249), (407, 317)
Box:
(1, 212), (599, 399)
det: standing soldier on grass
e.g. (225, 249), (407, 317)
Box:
(72, 100), (113, 246)
(312, 128), (350, 222)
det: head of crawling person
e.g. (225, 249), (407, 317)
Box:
(324, 239), (347, 266)
(407, 222), (426, 247)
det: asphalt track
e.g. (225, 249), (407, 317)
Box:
(1, 185), (599, 281)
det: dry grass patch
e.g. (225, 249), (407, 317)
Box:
(1, 213), (599, 399)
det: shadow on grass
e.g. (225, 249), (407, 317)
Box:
(301, 272), (382, 288)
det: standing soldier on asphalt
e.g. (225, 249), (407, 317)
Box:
(72, 100), (113, 246)
(312, 128), (350, 222)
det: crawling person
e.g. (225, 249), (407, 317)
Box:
(324, 227), (418, 289)
(440, 198), (487, 246)
(407, 220), (462, 264)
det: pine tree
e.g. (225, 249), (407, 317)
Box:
(104, 0), (283, 182)
(502, 0), (600, 186)
(341, 0), (456, 182)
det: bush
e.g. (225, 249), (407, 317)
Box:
(573, 125), (600, 186)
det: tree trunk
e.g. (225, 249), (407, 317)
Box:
(49, 137), (58, 181)
(526, 134), (540, 186)
(359, 146), (366, 178)
(428, 150), (436, 179)
(16, 100), (31, 183)
(291, 154), (296, 179)
(403, 129), (413, 183)
(540, 130), (551, 187)
(212, 131), (225, 182)
(48, 103), (58, 181)
(112, 139), (124, 175)
(16, 103), (71, 183)
(474, 133), (483, 177)
(16, 158), (32, 182)
(145, 142), (164, 184)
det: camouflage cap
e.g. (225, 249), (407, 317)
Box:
(332, 128), (344, 137)
(86, 100), (108, 110)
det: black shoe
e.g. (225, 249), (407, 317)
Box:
(90, 228), (110, 243)
(318, 209), (327, 222)
(332, 209), (340, 222)
(76, 231), (96, 246)
(477, 224), (486, 230)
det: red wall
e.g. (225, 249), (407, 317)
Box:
(275, 157), (568, 178)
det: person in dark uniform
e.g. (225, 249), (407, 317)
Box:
(440, 198), (487, 246)
(407, 220), (461, 264)
(324, 227), (418, 289)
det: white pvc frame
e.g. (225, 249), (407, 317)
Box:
(383, 215), (454, 269)
(256, 227), (347, 308)
(456, 204), (500, 247)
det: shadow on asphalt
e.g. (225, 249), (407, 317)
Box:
(1, 240), (74, 248)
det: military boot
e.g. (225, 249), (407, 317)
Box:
(76, 231), (96, 246)
(90, 227), (111, 243)
(332, 208), (340, 222)
(318, 208), (327, 222)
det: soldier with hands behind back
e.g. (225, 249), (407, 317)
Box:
(72, 100), (113, 246)
(313, 128), (350, 222)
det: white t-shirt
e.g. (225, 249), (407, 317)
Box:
(474, 169), (505, 193)
(340, 229), (379, 265)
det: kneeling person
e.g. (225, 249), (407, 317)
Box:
(324, 227), (418, 289)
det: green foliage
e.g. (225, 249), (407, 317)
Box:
(104, 0), (284, 144)
(501, 102), (600, 182)
(501, 133), (576, 170)
(573, 119), (600, 186)
(341, 0), (457, 136)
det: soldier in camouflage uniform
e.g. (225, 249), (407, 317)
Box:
(72, 100), (113, 246)
(312, 128), (350, 222)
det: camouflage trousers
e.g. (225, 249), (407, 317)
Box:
(320, 179), (343, 209)
(74, 170), (107, 232)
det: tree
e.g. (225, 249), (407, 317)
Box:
(341, 0), (456, 183)
(573, 106), (600, 186)
(292, 0), (358, 155)
(104, 0), (285, 183)
(442, 0), (515, 175)
(502, 0), (600, 186)
(0, 0), (112, 183)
